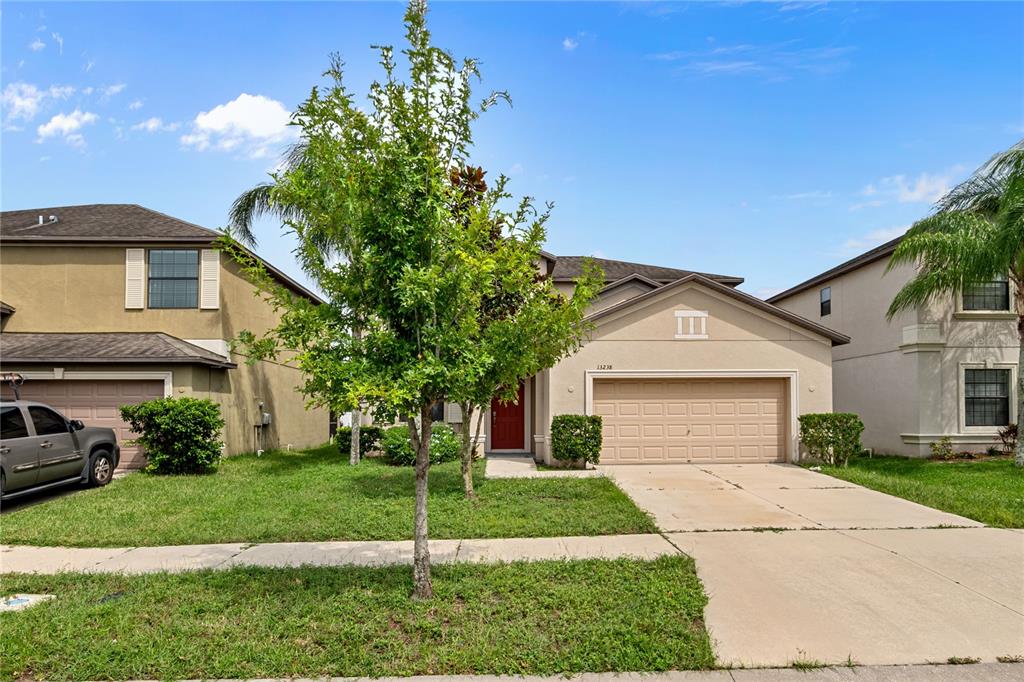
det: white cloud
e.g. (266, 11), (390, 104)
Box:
(562, 37), (579, 51)
(851, 170), (957, 210)
(36, 109), (98, 147)
(508, 162), (524, 175)
(777, 190), (832, 200)
(29, 38), (45, 52)
(128, 99), (143, 111)
(131, 117), (178, 133)
(842, 226), (907, 252)
(180, 93), (295, 158)
(51, 32), (63, 55)
(2, 83), (45, 121)
(48, 84), (74, 99)
(1, 82), (74, 128)
(83, 60), (95, 73)
(102, 83), (126, 97)
(650, 42), (853, 81)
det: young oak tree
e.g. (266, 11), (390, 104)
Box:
(446, 166), (601, 497)
(221, 1), (598, 598)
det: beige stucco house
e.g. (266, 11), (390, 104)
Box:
(450, 254), (849, 465)
(0, 204), (329, 468)
(769, 236), (1019, 457)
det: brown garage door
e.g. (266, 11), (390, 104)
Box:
(4, 379), (165, 469)
(593, 378), (786, 464)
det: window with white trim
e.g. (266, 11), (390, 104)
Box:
(964, 368), (1011, 427)
(148, 249), (199, 309)
(962, 274), (1010, 311)
(675, 310), (709, 340)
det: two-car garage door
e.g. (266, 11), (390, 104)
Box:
(593, 378), (786, 464)
(4, 380), (165, 469)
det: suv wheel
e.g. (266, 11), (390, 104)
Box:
(89, 450), (114, 487)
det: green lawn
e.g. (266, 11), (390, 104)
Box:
(0, 445), (655, 546)
(0, 557), (713, 680)
(813, 456), (1024, 528)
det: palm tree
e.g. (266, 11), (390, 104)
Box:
(887, 141), (1024, 466)
(228, 143), (367, 465)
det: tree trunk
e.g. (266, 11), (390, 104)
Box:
(409, 405), (433, 599)
(472, 403), (486, 463)
(459, 401), (475, 498)
(350, 408), (361, 466)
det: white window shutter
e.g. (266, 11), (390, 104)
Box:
(200, 249), (220, 309)
(124, 248), (145, 309)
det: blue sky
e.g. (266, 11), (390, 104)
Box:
(3, 1), (1022, 298)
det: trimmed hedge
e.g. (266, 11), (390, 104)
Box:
(551, 414), (603, 466)
(381, 423), (461, 466)
(120, 397), (225, 475)
(335, 425), (383, 457)
(798, 412), (864, 467)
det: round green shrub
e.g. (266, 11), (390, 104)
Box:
(382, 425), (416, 466)
(119, 397), (225, 475)
(429, 423), (460, 464)
(381, 422), (461, 466)
(335, 425), (383, 457)
(550, 414), (603, 466)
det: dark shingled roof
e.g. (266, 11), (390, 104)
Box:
(0, 204), (323, 303)
(1, 204), (217, 242)
(767, 234), (905, 304)
(0, 332), (237, 368)
(0, 301), (14, 316)
(551, 256), (744, 286)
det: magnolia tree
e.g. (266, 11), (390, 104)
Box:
(221, 1), (598, 598)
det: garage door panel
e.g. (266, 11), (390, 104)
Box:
(5, 379), (165, 469)
(594, 378), (786, 464)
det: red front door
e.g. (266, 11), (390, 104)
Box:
(490, 382), (525, 450)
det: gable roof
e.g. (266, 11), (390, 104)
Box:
(588, 273), (850, 346)
(766, 234), (905, 304)
(0, 332), (237, 368)
(551, 255), (744, 286)
(0, 204), (323, 303)
(597, 273), (662, 295)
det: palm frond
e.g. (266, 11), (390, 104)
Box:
(227, 183), (275, 247)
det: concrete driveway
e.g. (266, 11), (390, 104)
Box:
(604, 463), (1024, 668)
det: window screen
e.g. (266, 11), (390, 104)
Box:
(28, 406), (69, 436)
(963, 275), (1010, 311)
(820, 287), (831, 317)
(964, 369), (1010, 427)
(148, 249), (199, 308)
(1, 406), (29, 439)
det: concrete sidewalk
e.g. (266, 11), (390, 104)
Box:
(0, 533), (675, 574)
(116, 663), (1024, 682)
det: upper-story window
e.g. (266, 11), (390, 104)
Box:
(962, 274), (1010, 312)
(819, 287), (831, 317)
(148, 249), (199, 309)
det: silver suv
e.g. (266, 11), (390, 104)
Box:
(0, 400), (120, 500)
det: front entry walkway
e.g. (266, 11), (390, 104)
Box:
(603, 463), (1024, 668)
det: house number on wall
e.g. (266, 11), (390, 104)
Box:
(596, 364), (613, 370)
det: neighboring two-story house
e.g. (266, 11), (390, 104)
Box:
(769, 236), (1018, 457)
(0, 204), (329, 468)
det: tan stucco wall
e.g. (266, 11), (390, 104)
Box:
(529, 282), (835, 463)
(0, 244), (328, 454)
(773, 257), (1019, 455)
